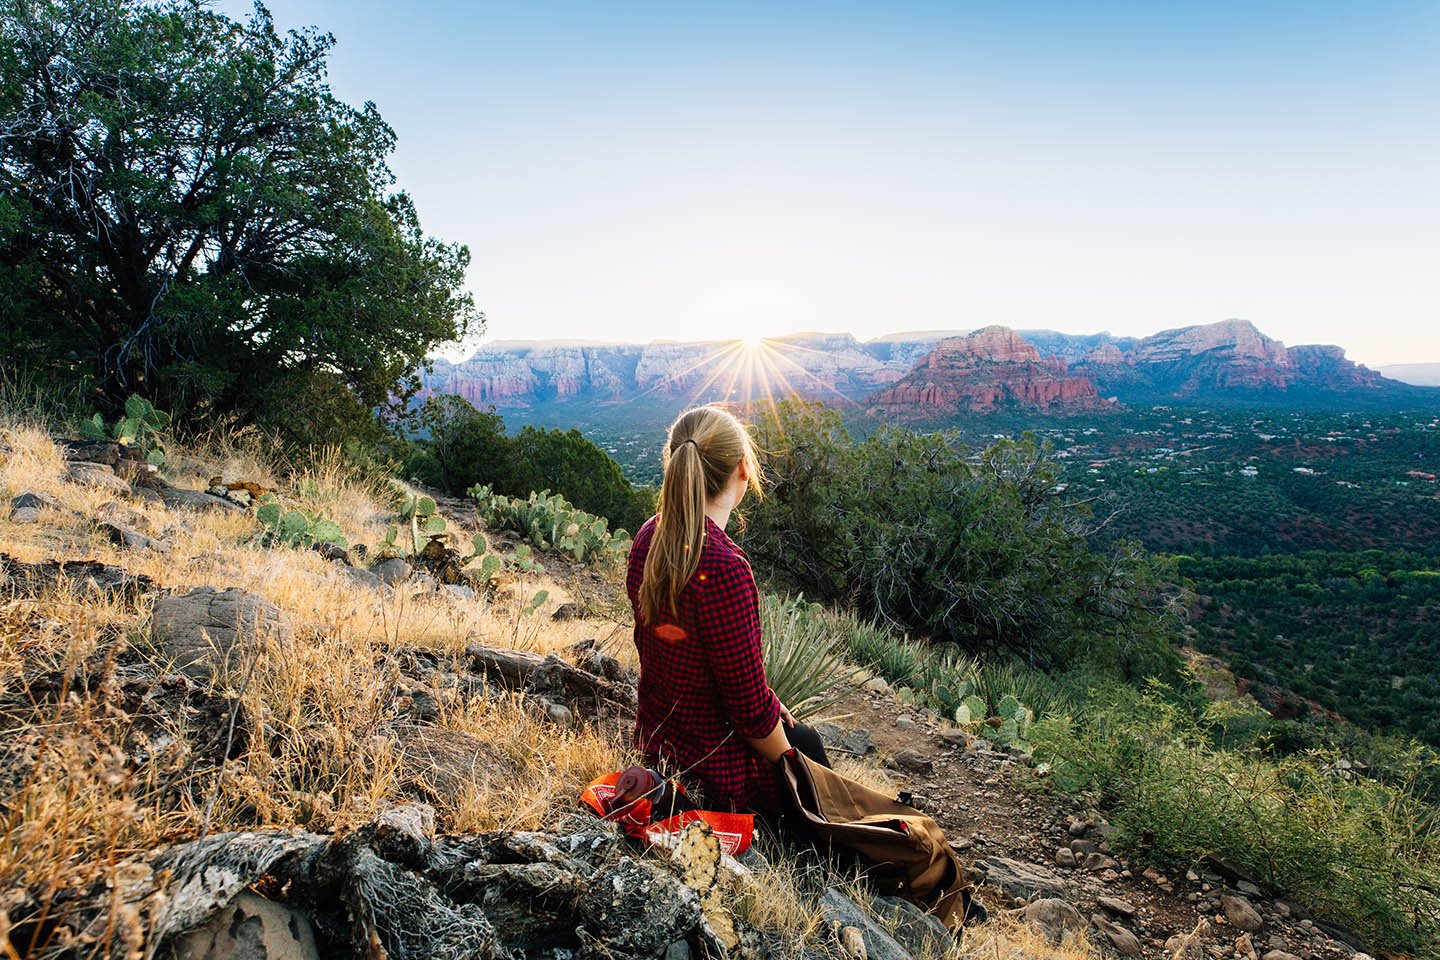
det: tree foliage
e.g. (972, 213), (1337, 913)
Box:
(739, 400), (1180, 676)
(0, 0), (477, 443)
(414, 395), (655, 532)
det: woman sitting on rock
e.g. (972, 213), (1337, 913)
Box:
(622, 404), (831, 817)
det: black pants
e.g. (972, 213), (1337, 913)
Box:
(654, 722), (832, 819)
(786, 722), (832, 769)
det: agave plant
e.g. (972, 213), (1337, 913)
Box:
(761, 594), (860, 721)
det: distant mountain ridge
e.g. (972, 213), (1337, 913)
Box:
(421, 320), (1435, 412)
(420, 331), (941, 408)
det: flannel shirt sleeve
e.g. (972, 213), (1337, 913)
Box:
(694, 556), (782, 740)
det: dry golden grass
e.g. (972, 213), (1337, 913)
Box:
(0, 420), (1095, 959)
(952, 913), (1104, 960)
(438, 691), (629, 832)
(832, 754), (899, 794)
(0, 423), (634, 912)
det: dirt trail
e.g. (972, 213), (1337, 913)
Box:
(825, 687), (1368, 960)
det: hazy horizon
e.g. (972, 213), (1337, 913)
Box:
(227, 2), (1440, 367)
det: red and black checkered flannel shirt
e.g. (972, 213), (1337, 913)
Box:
(626, 514), (783, 813)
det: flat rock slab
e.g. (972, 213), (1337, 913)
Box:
(66, 461), (132, 493)
(1098, 895), (1137, 917)
(0, 553), (154, 602)
(814, 722), (876, 757)
(979, 855), (1069, 899)
(152, 587), (293, 680)
(171, 890), (319, 960)
(873, 895), (949, 957)
(1090, 913), (1142, 956)
(336, 564), (395, 597)
(60, 438), (122, 465)
(96, 520), (168, 554)
(9, 490), (57, 524)
(154, 485), (248, 514)
(819, 888), (915, 960)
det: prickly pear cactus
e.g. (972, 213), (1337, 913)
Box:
(81, 394), (172, 466)
(253, 494), (349, 550)
(990, 694), (1034, 751)
(954, 694), (988, 725)
(467, 485), (633, 565)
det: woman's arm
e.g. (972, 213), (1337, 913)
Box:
(694, 558), (785, 747)
(745, 718), (793, 763)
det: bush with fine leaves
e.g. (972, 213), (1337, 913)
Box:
(1032, 683), (1440, 956)
(739, 400), (1181, 678)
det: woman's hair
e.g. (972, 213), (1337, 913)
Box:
(637, 405), (763, 625)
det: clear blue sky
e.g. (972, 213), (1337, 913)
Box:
(224, 1), (1440, 365)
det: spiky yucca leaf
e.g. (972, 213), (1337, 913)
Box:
(761, 594), (859, 721)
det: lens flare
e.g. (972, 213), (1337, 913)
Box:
(628, 335), (859, 432)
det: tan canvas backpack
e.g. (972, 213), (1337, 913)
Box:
(775, 749), (973, 930)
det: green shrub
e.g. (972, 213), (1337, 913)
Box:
(760, 594), (860, 721)
(740, 400), (1182, 678)
(422, 396), (655, 530)
(839, 617), (925, 687)
(1032, 684), (1440, 955)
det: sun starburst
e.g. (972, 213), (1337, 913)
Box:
(628, 336), (860, 435)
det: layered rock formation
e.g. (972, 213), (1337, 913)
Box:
(421, 332), (952, 408)
(868, 327), (1109, 416)
(421, 319), (1427, 414)
(1072, 319), (1404, 403)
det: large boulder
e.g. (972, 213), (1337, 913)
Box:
(60, 438), (122, 465)
(873, 895), (949, 956)
(151, 484), (248, 514)
(0, 554), (154, 602)
(9, 490), (57, 524)
(95, 519), (168, 554)
(819, 888), (915, 960)
(1090, 913), (1142, 956)
(66, 461), (132, 493)
(151, 587), (293, 680)
(576, 857), (706, 956)
(1220, 893), (1264, 932)
(1023, 897), (1085, 944)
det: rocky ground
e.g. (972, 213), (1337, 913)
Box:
(0, 428), (1392, 960)
(815, 688), (1383, 960)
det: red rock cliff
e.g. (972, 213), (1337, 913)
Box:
(868, 326), (1108, 415)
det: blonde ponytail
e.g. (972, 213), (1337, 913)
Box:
(638, 405), (762, 625)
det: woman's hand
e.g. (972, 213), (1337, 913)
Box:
(778, 702), (796, 729)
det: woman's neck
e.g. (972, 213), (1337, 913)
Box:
(704, 500), (732, 532)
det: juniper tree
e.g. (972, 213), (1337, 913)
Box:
(0, 0), (478, 443)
